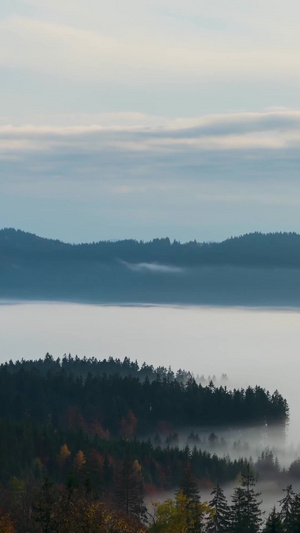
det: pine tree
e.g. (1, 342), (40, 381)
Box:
(206, 483), (230, 533)
(263, 507), (284, 533)
(230, 467), (263, 533)
(279, 484), (295, 532)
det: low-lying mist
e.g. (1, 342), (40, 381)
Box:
(1, 300), (300, 507)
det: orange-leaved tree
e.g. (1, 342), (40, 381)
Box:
(0, 508), (16, 533)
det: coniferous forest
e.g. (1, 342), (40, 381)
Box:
(3, 228), (300, 306)
(1, 354), (300, 532)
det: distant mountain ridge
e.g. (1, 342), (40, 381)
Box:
(1, 227), (300, 267)
(1, 228), (300, 305)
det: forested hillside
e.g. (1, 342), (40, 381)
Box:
(2, 228), (300, 305)
(0, 355), (289, 487)
(2, 228), (300, 267)
(0, 355), (298, 532)
(1, 354), (288, 436)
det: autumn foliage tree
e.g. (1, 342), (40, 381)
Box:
(150, 492), (211, 533)
(0, 509), (16, 533)
(114, 457), (147, 521)
(57, 444), (71, 468)
(35, 487), (147, 533)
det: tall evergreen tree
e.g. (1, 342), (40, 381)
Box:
(178, 466), (201, 504)
(285, 492), (300, 533)
(279, 484), (295, 532)
(206, 483), (230, 533)
(230, 467), (263, 533)
(177, 466), (203, 533)
(263, 507), (284, 533)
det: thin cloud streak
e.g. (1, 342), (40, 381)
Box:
(1, 110), (300, 156)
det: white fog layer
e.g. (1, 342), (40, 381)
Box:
(1, 302), (298, 453)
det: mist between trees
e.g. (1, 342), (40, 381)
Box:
(2, 463), (300, 532)
(0, 354), (297, 532)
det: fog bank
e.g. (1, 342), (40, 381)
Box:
(1, 302), (298, 445)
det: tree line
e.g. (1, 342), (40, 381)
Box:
(0, 355), (290, 491)
(1, 465), (300, 532)
(0, 355), (288, 435)
(3, 229), (300, 305)
(2, 227), (300, 268)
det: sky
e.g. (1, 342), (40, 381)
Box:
(1, 0), (300, 243)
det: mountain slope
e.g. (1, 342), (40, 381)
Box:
(1, 228), (300, 305)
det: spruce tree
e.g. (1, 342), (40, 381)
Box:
(230, 467), (263, 533)
(178, 466), (201, 504)
(177, 466), (203, 532)
(279, 484), (295, 532)
(263, 507), (284, 533)
(286, 492), (300, 533)
(206, 483), (230, 533)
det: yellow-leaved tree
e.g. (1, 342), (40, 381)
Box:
(149, 491), (212, 533)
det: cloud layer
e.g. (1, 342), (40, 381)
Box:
(1, 0), (300, 117)
(1, 110), (300, 243)
(1, 2), (300, 82)
(1, 1), (300, 241)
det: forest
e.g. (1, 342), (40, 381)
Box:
(0, 354), (298, 532)
(3, 228), (300, 305)
(3, 228), (300, 268)
(2, 466), (300, 532)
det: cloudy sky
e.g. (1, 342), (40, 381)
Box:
(1, 0), (300, 243)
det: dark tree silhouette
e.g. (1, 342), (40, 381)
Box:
(230, 467), (262, 533)
(206, 483), (230, 533)
(263, 507), (284, 533)
(279, 484), (295, 532)
(177, 466), (203, 533)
